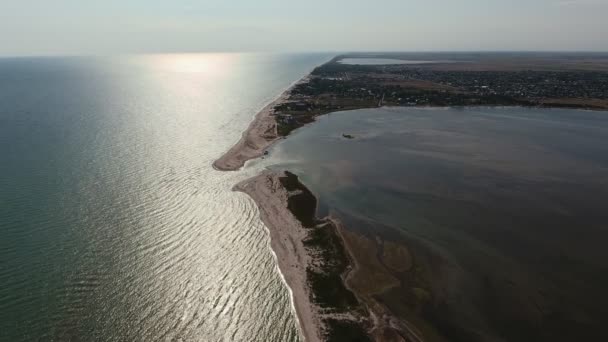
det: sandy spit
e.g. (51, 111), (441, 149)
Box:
(234, 170), (323, 342)
(213, 77), (309, 171)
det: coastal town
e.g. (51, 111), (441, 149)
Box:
(271, 55), (608, 136)
(213, 53), (608, 171)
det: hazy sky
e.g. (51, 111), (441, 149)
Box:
(2, 0), (607, 56)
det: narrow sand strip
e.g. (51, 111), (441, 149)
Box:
(234, 170), (323, 342)
(213, 77), (309, 171)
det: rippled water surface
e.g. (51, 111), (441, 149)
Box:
(0, 53), (330, 341)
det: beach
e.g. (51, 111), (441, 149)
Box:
(235, 171), (324, 342)
(213, 76), (310, 171)
(235, 170), (403, 341)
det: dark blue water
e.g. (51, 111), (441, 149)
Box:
(0, 53), (331, 341)
(265, 106), (608, 341)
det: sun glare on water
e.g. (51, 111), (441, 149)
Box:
(143, 53), (239, 75)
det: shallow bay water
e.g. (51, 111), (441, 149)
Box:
(265, 106), (608, 341)
(0, 53), (330, 341)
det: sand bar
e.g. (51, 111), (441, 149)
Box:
(234, 171), (323, 342)
(213, 77), (309, 171)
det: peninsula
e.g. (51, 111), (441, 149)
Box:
(216, 52), (608, 341)
(214, 52), (608, 171)
(235, 171), (423, 341)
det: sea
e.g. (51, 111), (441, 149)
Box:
(0, 53), (331, 341)
(3, 53), (608, 342)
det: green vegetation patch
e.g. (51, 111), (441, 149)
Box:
(280, 171), (367, 333)
(324, 319), (372, 342)
(279, 171), (317, 228)
(304, 223), (359, 311)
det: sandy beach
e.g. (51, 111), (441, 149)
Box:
(213, 77), (309, 171)
(234, 170), (324, 342)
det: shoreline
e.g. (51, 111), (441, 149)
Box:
(212, 67), (323, 171)
(212, 55), (337, 171)
(234, 171), (323, 342)
(213, 55), (607, 170)
(213, 95), (605, 172)
(235, 170), (412, 341)
(235, 171), (379, 341)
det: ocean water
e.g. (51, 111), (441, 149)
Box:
(264, 106), (608, 341)
(0, 53), (331, 341)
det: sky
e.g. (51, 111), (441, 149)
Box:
(1, 0), (607, 56)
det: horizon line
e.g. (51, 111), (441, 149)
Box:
(2, 49), (608, 59)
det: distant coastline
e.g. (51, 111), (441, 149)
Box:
(215, 53), (608, 169)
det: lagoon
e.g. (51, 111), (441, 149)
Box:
(264, 106), (608, 341)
